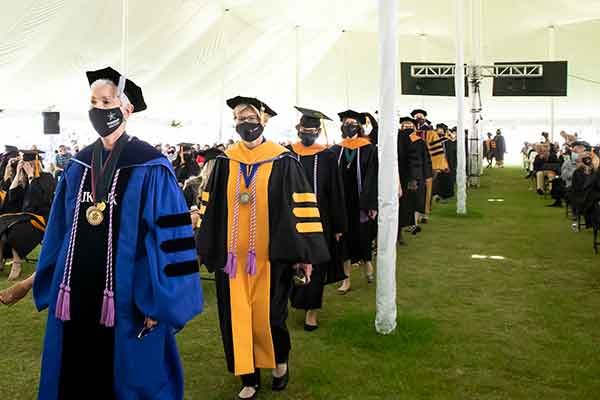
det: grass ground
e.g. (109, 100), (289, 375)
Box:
(1, 167), (599, 399)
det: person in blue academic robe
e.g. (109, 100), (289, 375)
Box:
(32, 67), (203, 400)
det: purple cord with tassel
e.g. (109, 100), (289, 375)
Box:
(100, 170), (120, 328)
(56, 168), (88, 322)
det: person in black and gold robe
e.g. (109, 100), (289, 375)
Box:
(0, 150), (55, 281)
(195, 96), (329, 400)
(331, 110), (378, 294)
(397, 117), (424, 240)
(287, 106), (347, 331)
(399, 117), (428, 234)
(432, 123), (455, 202)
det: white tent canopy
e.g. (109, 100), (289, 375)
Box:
(1, 0), (600, 162)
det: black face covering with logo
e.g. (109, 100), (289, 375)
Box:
(89, 107), (124, 138)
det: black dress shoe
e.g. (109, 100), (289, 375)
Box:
(272, 365), (289, 391)
(536, 189), (544, 195)
(304, 323), (318, 332)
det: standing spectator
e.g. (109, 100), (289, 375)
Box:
(484, 132), (496, 168)
(494, 129), (506, 168)
(54, 145), (72, 181)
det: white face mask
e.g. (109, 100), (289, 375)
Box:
(364, 125), (373, 136)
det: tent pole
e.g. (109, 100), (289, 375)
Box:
(218, 9), (230, 144)
(295, 25), (301, 106)
(375, 0), (399, 335)
(121, 0), (129, 75)
(455, 0), (467, 215)
(419, 33), (426, 109)
(342, 30), (350, 108)
(548, 25), (556, 142)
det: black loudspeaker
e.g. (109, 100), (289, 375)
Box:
(492, 61), (568, 97)
(401, 62), (469, 97)
(42, 111), (60, 135)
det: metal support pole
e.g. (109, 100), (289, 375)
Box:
(468, 0), (482, 187)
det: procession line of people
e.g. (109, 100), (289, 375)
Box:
(0, 65), (462, 400)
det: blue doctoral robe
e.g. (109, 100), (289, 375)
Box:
(33, 137), (203, 400)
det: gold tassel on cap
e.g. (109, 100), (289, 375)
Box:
(260, 104), (266, 125)
(34, 155), (40, 178)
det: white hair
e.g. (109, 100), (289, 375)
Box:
(90, 79), (131, 108)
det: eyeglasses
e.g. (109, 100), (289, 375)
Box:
(299, 128), (320, 134)
(343, 122), (360, 127)
(236, 116), (260, 124)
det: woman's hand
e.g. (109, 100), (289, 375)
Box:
(190, 210), (201, 229)
(22, 162), (34, 179)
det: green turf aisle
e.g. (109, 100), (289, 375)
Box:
(1, 167), (599, 399)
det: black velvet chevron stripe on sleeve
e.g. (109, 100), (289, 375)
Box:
(156, 212), (192, 228)
(160, 237), (196, 253)
(164, 260), (200, 277)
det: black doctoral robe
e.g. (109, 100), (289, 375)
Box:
(0, 172), (55, 258)
(330, 137), (378, 263)
(196, 140), (330, 377)
(287, 143), (348, 310)
(397, 129), (423, 228)
(434, 134), (457, 199)
(412, 135), (431, 214)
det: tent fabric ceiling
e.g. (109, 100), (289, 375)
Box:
(1, 0), (599, 144)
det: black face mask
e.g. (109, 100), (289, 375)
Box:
(342, 125), (360, 138)
(236, 122), (264, 142)
(299, 133), (318, 147)
(89, 107), (124, 137)
(400, 128), (414, 135)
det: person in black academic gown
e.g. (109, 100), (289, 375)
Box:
(397, 117), (424, 241)
(0, 150), (55, 281)
(287, 106), (347, 331)
(196, 96), (329, 400)
(432, 123), (455, 202)
(330, 110), (378, 294)
(184, 147), (223, 210)
(0, 145), (20, 197)
(173, 142), (201, 186)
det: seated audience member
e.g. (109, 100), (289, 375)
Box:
(532, 144), (559, 195)
(570, 151), (596, 227)
(54, 145), (72, 180)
